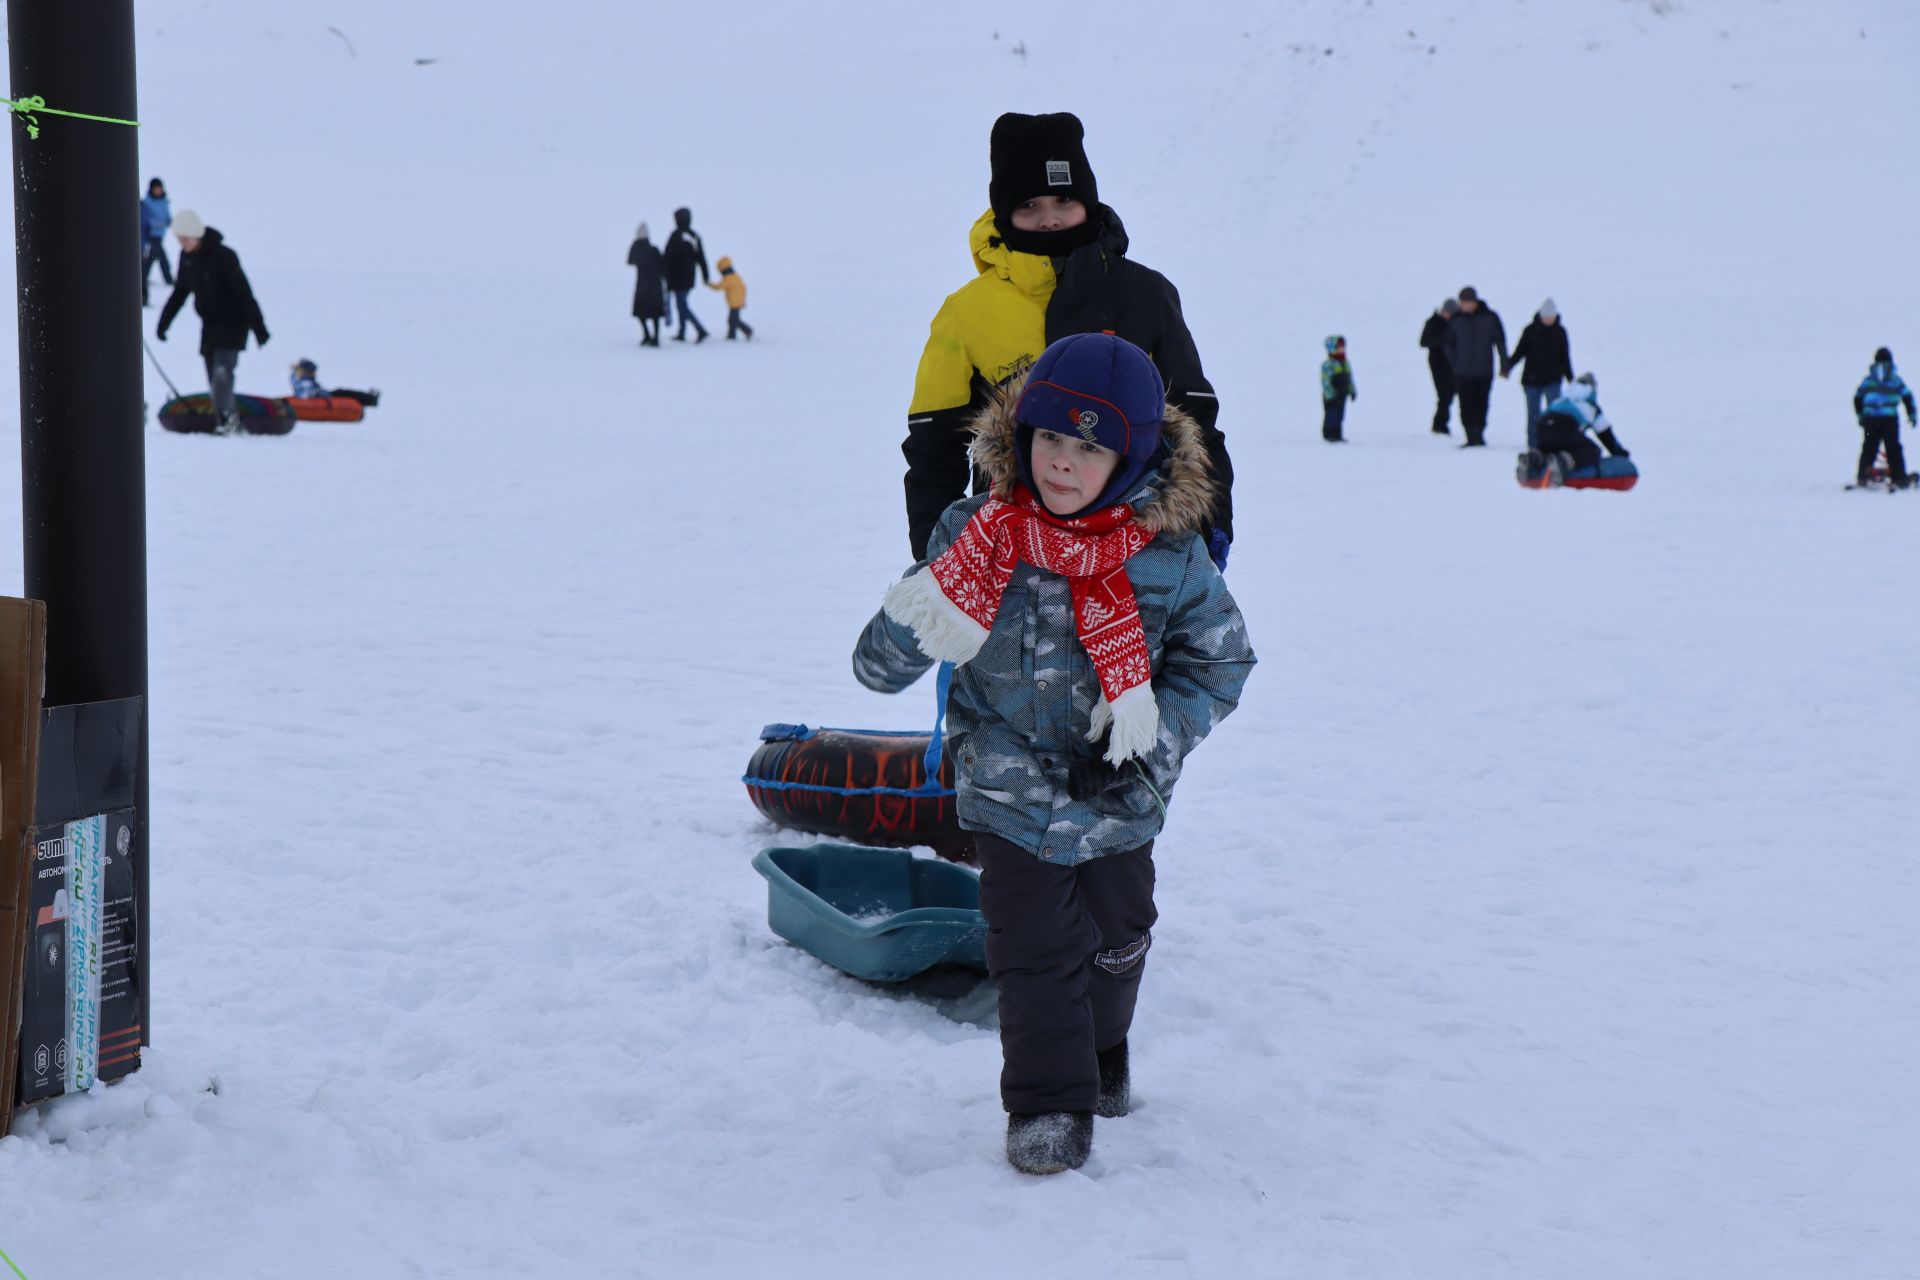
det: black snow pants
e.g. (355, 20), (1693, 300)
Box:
(1539, 415), (1601, 473)
(974, 833), (1157, 1115)
(1858, 417), (1908, 484)
(1429, 356), (1454, 433)
(1322, 396), (1347, 442)
(1455, 375), (1493, 444)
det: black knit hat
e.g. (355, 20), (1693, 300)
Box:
(1875, 346), (1893, 364)
(989, 112), (1098, 223)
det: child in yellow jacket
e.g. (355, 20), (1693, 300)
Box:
(707, 256), (752, 340)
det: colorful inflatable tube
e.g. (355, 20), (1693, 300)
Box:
(744, 724), (972, 861)
(1516, 452), (1639, 491)
(283, 395), (366, 422)
(157, 392), (296, 436)
(1564, 457), (1639, 490)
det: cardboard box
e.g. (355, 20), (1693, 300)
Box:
(16, 697), (143, 1108)
(0, 597), (47, 1136)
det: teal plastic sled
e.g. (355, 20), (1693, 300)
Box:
(752, 843), (988, 982)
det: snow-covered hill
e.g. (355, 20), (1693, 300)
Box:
(0, 1), (1915, 1276)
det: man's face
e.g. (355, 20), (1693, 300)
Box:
(1460, 298), (1480, 314)
(178, 236), (201, 253)
(1009, 196), (1087, 233)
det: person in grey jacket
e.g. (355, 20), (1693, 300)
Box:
(1444, 285), (1509, 446)
(853, 333), (1254, 1177)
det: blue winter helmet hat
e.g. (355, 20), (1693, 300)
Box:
(1013, 332), (1167, 515)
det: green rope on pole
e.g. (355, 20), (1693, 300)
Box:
(0, 1244), (30, 1279)
(3, 94), (141, 140)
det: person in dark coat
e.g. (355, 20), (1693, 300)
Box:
(1443, 286), (1508, 446)
(661, 207), (711, 343)
(627, 223), (667, 347)
(155, 209), (269, 433)
(1419, 297), (1458, 434)
(902, 111), (1234, 568)
(1508, 298), (1574, 448)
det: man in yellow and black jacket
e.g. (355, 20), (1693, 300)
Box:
(902, 112), (1234, 567)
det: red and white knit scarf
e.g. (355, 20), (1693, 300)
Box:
(883, 484), (1159, 765)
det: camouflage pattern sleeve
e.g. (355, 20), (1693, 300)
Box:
(852, 498), (978, 693)
(1136, 542), (1256, 789)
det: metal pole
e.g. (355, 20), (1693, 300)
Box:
(10, 0), (150, 1049)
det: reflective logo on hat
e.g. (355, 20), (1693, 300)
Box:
(1072, 408), (1100, 440)
(1046, 160), (1072, 187)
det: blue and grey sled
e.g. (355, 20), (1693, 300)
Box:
(751, 843), (989, 983)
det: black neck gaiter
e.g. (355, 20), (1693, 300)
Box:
(993, 216), (1102, 260)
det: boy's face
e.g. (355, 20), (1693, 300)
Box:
(1031, 428), (1121, 515)
(1009, 195), (1087, 233)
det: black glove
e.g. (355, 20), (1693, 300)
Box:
(254, 327), (270, 348)
(155, 328), (167, 342)
(1067, 757), (1127, 802)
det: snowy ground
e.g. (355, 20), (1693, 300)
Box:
(0, 1), (1917, 1276)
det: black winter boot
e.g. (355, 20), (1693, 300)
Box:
(1096, 1040), (1130, 1118)
(1006, 1111), (1093, 1175)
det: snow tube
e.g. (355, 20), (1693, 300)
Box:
(1564, 457), (1640, 491)
(744, 724), (971, 860)
(284, 395), (366, 422)
(752, 844), (987, 982)
(1516, 451), (1638, 491)
(156, 393), (296, 436)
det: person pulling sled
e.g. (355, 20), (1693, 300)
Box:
(1852, 347), (1915, 490)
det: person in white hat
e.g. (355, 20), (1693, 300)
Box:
(1508, 298), (1574, 449)
(155, 209), (270, 433)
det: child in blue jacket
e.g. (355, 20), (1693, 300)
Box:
(288, 359), (380, 407)
(140, 177), (173, 306)
(853, 333), (1254, 1176)
(1854, 347), (1915, 488)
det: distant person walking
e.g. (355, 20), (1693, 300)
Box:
(140, 176), (173, 307)
(1508, 298), (1573, 448)
(708, 255), (752, 340)
(155, 209), (270, 434)
(662, 207), (711, 343)
(627, 223), (666, 347)
(1320, 334), (1355, 442)
(1854, 347), (1915, 489)
(1444, 286), (1508, 447)
(1419, 297), (1458, 435)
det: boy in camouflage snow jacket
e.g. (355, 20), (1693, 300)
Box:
(853, 333), (1253, 1176)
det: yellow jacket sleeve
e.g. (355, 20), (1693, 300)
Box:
(908, 295), (976, 414)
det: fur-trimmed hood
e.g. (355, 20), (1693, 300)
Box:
(966, 373), (1217, 537)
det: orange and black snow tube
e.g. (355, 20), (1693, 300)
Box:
(284, 395), (366, 422)
(744, 723), (972, 861)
